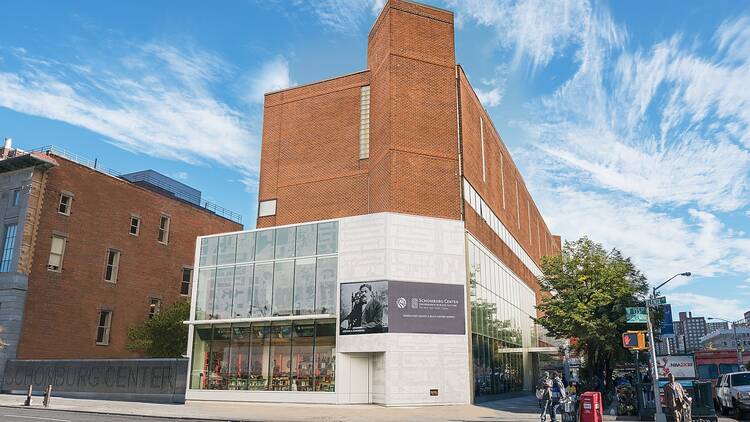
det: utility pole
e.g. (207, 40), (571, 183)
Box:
(646, 304), (665, 422)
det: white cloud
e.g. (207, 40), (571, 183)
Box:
(0, 44), (261, 185)
(171, 171), (189, 181)
(447, 0), (623, 72)
(305, 0), (386, 33)
(668, 293), (746, 322)
(247, 57), (296, 104)
(513, 10), (750, 291)
(476, 86), (503, 107)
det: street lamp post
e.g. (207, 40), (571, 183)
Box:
(649, 272), (691, 422)
(707, 317), (743, 368)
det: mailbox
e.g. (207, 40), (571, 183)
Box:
(579, 391), (603, 422)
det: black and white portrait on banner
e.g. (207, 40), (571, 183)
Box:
(339, 281), (388, 335)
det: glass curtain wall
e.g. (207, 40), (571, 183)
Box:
(191, 221), (338, 392)
(468, 235), (536, 398)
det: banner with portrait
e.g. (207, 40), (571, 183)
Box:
(339, 281), (389, 335)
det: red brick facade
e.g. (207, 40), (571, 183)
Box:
(256, 0), (561, 293)
(17, 157), (240, 359)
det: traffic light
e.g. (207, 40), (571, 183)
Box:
(622, 331), (647, 350)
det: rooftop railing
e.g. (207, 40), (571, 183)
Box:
(30, 145), (242, 224)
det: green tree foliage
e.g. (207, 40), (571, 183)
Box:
(127, 300), (190, 358)
(535, 237), (649, 388)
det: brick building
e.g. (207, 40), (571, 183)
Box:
(0, 142), (241, 376)
(185, 0), (562, 405)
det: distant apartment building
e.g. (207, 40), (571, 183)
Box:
(745, 310), (750, 325)
(0, 141), (241, 376)
(678, 312), (707, 352)
(706, 321), (730, 335)
(700, 327), (750, 351)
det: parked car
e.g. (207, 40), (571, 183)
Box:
(715, 371), (750, 418)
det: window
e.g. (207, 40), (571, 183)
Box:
(180, 268), (192, 296)
(148, 298), (162, 319)
(129, 216), (140, 236)
(0, 224), (17, 272)
(158, 215), (170, 244)
(96, 310), (112, 345)
(48, 235), (66, 271)
(58, 193), (72, 215)
(11, 189), (20, 207)
(480, 116), (486, 182)
(359, 85), (370, 159)
(258, 200), (277, 218)
(104, 249), (120, 283)
(499, 154), (506, 209)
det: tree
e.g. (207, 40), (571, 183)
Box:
(127, 300), (190, 358)
(535, 237), (649, 390)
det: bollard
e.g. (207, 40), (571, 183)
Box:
(23, 384), (32, 406)
(43, 385), (52, 407)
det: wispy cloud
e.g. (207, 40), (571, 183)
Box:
(511, 8), (750, 288)
(668, 293), (746, 321)
(302, 0), (386, 34)
(475, 77), (504, 107)
(0, 43), (273, 190)
(448, 0), (622, 73)
(246, 56), (296, 104)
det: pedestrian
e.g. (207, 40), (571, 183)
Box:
(541, 371), (566, 422)
(664, 373), (689, 422)
(537, 372), (551, 410)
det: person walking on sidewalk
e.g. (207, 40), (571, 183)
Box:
(664, 373), (689, 422)
(541, 371), (567, 422)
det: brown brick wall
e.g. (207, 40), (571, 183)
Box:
(458, 67), (561, 267)
(258, 0), (461, 227)
(17, 157), (241, 359)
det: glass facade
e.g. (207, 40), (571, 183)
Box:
(190, 221), (338, 392)
(468, 235), (536, 399)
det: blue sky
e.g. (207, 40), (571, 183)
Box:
(1, 0), (748, 320)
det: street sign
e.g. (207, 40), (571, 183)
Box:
(626, 307), (648, 323)
(646, 297), (667, 306)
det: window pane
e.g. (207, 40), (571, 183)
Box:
(50, 237), (65, 254)
(228, 325), (251, 390)
(269, 323), (292, 391)
(292, 258), (316, 316)
(292, 321), (315, 391)
(180, 268), (192, 295)
(316, 222), (338, 254)
(208, 325), (231, 390)
(195, 269), (216, 320)
(217, 234), (237, 265)
(295, 224), (317, 257)
(249, 323), (270, 391)
(315, 257), (337, 314)
(254, 230), (275, 261)
(251, 263), (273, 317)
(314, 321), (336, 392)
(199, 237), (218, 267)
(190, 326), (212, 389)
(231, 265), (253, 318)
(272, 261), (294, 317)
(275, 227), (296, 259)
(236, 232), (255, 263)
(214, 267), (235, 320)
(0, 224), (17, 272)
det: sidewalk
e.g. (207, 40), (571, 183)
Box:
(0, 393), (634, 421)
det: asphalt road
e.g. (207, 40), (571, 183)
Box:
(0, 407), (223, 422)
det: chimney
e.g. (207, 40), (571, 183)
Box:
(1, 138), (13, 160)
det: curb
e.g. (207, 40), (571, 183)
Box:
(0, 403), (277, 422)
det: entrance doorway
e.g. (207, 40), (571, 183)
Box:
(349, 354), (370, 403)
